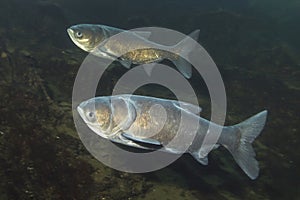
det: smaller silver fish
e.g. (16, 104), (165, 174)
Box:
(67, 24), (200, 78)
(77, 94), (267, 179)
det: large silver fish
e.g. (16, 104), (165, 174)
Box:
(77, 94), (267, 179)
(67, 24), (199, 78)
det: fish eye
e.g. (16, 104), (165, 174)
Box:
(86, 111), (95, 120)
(76, 31), (83, 38)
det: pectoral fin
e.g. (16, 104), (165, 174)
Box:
(121, 133), (162, 146)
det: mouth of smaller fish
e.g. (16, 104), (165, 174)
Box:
(67, 28), (80, 45)
(67, 28), (92, 52)
(67, 28), (74, 36)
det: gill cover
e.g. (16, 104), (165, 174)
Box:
(110, 96), (137, 135)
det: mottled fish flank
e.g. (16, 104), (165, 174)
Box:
(77, 94), (267, 180)
(67, 24), (200, 78)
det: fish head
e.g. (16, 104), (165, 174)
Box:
(77, 97), (112, 138)
(77, 96), (136, 138)
(67, 24), (107, 52)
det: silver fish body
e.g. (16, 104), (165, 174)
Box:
(67, 24), (200, 78)
(77, 94), (267, 180)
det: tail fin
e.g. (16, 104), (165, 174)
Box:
(170, 30), (200, 79)
(227, 110), (267, 180)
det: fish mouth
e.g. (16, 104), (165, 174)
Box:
(77, 106), (86, 121)
(67, 28), (74, 36)
(77, 104), (111, 139)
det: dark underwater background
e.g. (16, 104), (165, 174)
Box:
(0, 0), (299, 199)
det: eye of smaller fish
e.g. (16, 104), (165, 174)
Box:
(76, 31), (83, 38)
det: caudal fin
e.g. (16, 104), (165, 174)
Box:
(171, 29), (200, 79)
(227, 110), (267, 180)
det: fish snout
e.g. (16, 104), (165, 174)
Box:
(67, 28), (74, 36)
(77, 105), (85, 120)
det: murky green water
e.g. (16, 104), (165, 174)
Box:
(0, 0), (299, 199)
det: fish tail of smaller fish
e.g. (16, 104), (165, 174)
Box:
(225, 110), (268, 180)
(170, 29), (200, 79)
